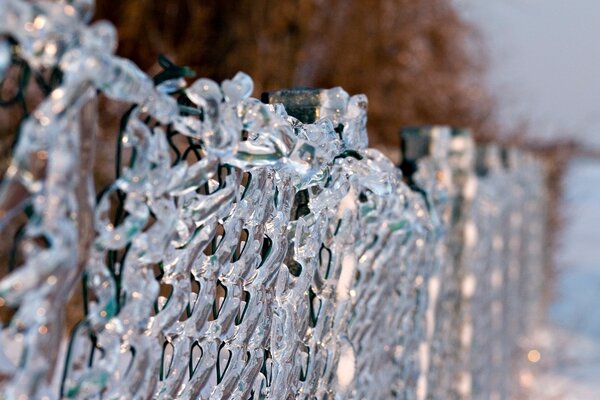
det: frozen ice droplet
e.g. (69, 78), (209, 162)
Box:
(157, 78), (186, 94)
(94, 58), (154, 104)
(222, 72), (253, 103)
(83, 21), (117, 52)
(320, 87), (349, 120)
(186, 78), (222, 111)
(341, 94), (369, 149)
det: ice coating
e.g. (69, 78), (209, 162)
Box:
(0, 1), (548, 399)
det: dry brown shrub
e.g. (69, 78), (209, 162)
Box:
(94, 0), (496, 150)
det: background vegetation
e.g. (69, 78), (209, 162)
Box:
(95, 0), (496, 150)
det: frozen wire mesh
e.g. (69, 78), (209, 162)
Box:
(0, 1), (549, 399)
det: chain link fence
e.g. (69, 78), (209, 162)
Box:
(0, 1), (548, 398)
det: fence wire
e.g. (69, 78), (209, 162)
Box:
(0, 1), (548, 399)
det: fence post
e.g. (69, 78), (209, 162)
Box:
(261, 88), (323, 124)
(399, 126), (454, 400)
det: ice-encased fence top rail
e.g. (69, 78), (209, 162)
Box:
(0, 1), (548, 399)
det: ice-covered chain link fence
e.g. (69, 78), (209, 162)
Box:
(0, 1), (548, 399)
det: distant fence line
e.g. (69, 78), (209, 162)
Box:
(0, 1), (547, 399)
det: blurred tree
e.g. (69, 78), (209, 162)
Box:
(94, 0), (495, 149)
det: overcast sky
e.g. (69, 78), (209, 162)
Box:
(458, 0), (600, 147)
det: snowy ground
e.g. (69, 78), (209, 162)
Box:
(527, 158), (600, 399)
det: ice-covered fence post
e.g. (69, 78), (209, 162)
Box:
(262, 88), (322, 124)
(465, 142), (548, 399)
(501, 149), (547, 334)
(466, 143), (508, 399)
(399, 126), (454, 400)
(261, 88), (322, 250)
(500, 147), (548, 399)
(496, 146), (524, 398)
(408, 127), (478, 400)
(261, 89), (435, 399)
